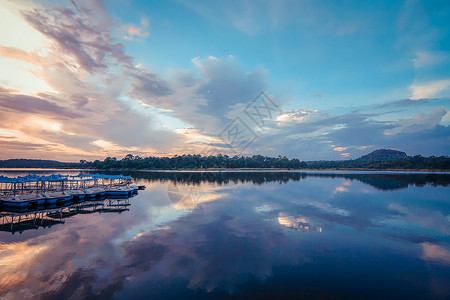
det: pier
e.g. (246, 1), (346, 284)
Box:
(0, 197), (133, 234)
(0, 173), (141, 209)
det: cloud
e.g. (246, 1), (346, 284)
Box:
(410, 79), (450, 100)
(247, 101), (449, 160)
(413, 51), (448, 69)
(0, 139), (53, 152)
(0, 85), (81, 119)
(386, 106), (447, 135)
(151, 55), (269, 138)
(335, 186), (348, 192)
(373, 98), (434, 110)
(22, 2), (133, 73)
(123, 18), (150, 40)
(0, 0), (449, 161)
(193, 55), (267, 118)
(177, 0), (367, 36)
(1, 174), (449, 298)
(128, 70), (173, 102)
(333, 147), (347, 152)
(311, 93), (324, 98)
(0, 1), (194, 160)
(422, 243), (450, 264)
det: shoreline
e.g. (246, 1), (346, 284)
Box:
(1, 168), (449, 173)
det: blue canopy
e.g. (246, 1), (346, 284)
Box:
(0, 173), (130, 183)
(69, 174), (131, 180)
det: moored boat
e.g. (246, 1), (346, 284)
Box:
(128, 184), (139, 193)
(44, 191), (72, 204)
(2, 193), (46, 208)
(105, 185), (133, 197)
(82, 188), (96, 198)
(66, 189), (85, 201)
(91, 187), (106, 197)
(82, 187), (106, 198)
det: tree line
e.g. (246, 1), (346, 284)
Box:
(78, 154), (450, 170)
(307, 155), (450, 170)
(1, 154), (449, 170)
(79, 154), (307, 169)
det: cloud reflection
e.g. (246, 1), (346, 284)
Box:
(0, 173), (448, 298)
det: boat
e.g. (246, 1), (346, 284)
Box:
(104, 185), (133, 197)
(66, 189), (85, 201)
(82, 187), (106, 199)
(91, 187), (106, 197)
(82, 188), (96, 198)
(43, 191), (72, 205)
(128, 184), (139, 193)
(2, 193), (46, 208)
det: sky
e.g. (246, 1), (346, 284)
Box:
(0, 0), (449, 162)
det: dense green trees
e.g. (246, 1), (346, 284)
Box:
(306, 155), (450, 170)
(1, 154), (449, 170)
(78, 154), (449, 170)
(82, 154), (308, 170)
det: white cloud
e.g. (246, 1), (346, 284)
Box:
(410, 79), (450, 100)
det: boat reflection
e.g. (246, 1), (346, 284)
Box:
(0, 195), (136, 234)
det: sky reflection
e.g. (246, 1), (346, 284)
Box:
(0, 171), (449, 299)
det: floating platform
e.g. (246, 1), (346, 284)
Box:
(43, 191), (72, 205)
(105, 186), (134, 197)
(2, 194), (46, 208)
(66, 189), (85, 201)
(1, 173), (140, 211)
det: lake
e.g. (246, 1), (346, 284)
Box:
(0, 170), (449, 299)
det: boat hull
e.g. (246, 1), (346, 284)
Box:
(44, 192), (73, 205)
(2, 198), (46, 208)
(2, 194), (46, 208)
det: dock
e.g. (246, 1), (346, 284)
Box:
(0, 173), (143, 209)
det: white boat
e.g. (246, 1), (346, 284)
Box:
(91, 187), (106, 196)
(66, 190), (85, 201)
(2, 193), (46, 208)
(128, 184), (139, 193)
(66, 189), (85, 200)
(105, 185), (133, 197)
(82, 187), (105, 198)
(44, 191), (72, 204)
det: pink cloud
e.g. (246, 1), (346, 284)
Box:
(123, 18), (150, 40)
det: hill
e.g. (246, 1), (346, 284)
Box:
(358, 149), (408, 161)
(0, 159), (74, 168)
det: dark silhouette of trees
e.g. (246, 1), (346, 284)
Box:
(78, 154), (308, 170)
(1, 153), (448, 170)
(306, 155), (450, 170)
(74, 153), (449, 170)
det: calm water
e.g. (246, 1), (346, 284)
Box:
(0, 170), (449, 299)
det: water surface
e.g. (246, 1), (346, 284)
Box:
(0, 171), (449, 299)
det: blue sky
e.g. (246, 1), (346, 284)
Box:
(0, 0), (449, 161)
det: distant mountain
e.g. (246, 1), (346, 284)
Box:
(358, 149), (408, 161)
(0, 159), (73, 168)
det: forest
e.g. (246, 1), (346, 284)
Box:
(1, 153), (449, 170)
(77, 153), (450, 170)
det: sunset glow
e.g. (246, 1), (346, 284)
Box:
(0, 0), (449, 161)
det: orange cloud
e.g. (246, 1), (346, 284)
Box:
(333, 147), (347, 152)
(335, 186), (348, 192)
(123, 18), (150, 40)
